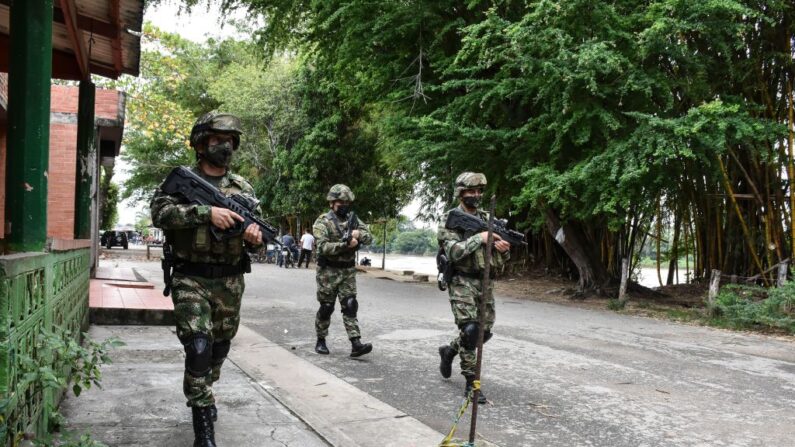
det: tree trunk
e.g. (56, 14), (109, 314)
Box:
(545, 208), (612, 294)
(667, 210), (681, 285)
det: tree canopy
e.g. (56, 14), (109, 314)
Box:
(138, 0), (795, 292)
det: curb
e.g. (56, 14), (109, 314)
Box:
(89, 307), (174, 325)
(229, 325), (445, 447)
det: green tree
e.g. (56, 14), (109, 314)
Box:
(393, 229), (437, 255)
(99, 168), (119, 231)
(152, 1), (795, 293)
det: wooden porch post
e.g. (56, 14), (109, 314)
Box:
(5, 0), (54, 252)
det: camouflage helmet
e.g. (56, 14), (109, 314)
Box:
(454, 172), (487, 196)
(189, 112), (243, 150)
(326, 184), (355, 202)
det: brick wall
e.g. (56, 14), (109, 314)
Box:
(50, 85), (122, 121)
(95, 89), (122, 121)
(47, 123), (78, 239)
(0, 83), (123, 240)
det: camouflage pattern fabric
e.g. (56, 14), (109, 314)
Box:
(172, 273), (244, 407)
(438, 204), (509, 377)
(190, 111), (242, 149)
(313, 211), (373, 339)
(150, 164), (259, 408)
(313, 211), (372, 264)
(151, 166), (259, 265)
(447, 276), (496, 376)
(453, 171), (487, 197)
(315, 266), (360, 339)
(326, 184), (355, 201)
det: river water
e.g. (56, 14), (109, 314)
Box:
(359, 252), (684, 288)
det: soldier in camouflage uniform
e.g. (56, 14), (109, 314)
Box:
(151, 112), (263, 447)
(312, 184), (375, 357)
(437, 172), (511, 404)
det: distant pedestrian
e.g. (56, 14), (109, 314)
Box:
(299, 228), (315, 268)
(278, 233), (296, 267)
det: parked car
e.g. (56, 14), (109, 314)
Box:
(101, 231), (128, 249)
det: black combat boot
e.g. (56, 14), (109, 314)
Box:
(315, 337), (330, 355)
(464, 375), (487, 404)
(209, 404), (217, 422)
(438, 345), (456, 379)
(349, 337), (373, 358)
(191, 406), (216, 447)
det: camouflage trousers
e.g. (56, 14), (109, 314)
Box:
(315, 266), (361, 339)
(447, 275), (495, 377)
(171, 273), (244, 407)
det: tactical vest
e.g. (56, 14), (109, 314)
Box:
(317, 211), (357, 263)
(167, 168), (246, 266)
(444, 206), (506, 273)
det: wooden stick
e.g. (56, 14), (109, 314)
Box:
(469, 195), (496, 444)
(777, 261), (789, 287)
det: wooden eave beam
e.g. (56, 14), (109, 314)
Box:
(0, 34), (118, 80)
(58, 0), (89, 79)
(0, 1), (119, 39)
(110, 0), (123, 74)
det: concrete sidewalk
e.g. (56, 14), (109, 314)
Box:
(59, 325), (329, 447)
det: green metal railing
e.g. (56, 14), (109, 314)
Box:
(0, 249), (90, 443)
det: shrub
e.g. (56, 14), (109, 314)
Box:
(712, 282), (795, 333)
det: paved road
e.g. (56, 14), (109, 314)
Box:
(128, 260), (795, 447)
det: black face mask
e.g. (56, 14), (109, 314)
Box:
(462, 196), (481, 209)
(203, 141), (234, 168)
(334, 205), (350, 218)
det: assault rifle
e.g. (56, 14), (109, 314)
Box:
(341, 211), (360, 250)
(160, 166), (282, 245)
(444, 208), (527, 247)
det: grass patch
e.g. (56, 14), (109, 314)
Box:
(607, 298), (627, 311)
(709, 282), (795, 334)
(664, 308), (700, 322)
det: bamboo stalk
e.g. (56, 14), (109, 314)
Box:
(656, 197), (663, 287)
(787, 79), (795, 260)
(716, 204), (723, 270)
(684, 209), (690, 283)
(718, 155), (770, 286)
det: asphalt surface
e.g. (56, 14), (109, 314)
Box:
(126, 259), (795, 447)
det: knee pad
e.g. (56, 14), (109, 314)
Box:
(460, 322), (479, 350)
(317, 302), (335, 320)
(341, 296), (358, 318)
(212, 340), (231, 365)
(483, 330), (493, 344)
(184, 334), (212, 377)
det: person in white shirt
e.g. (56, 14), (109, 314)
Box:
(298, 228), (316, 268)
